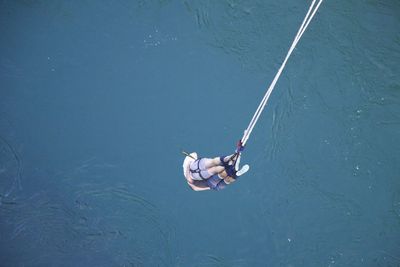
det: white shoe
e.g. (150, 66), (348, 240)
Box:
(236, 164), (249, 176)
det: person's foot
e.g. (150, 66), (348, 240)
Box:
(236, 164), (250, 176)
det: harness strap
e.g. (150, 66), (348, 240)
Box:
(189, 158), (207, 180)
(220, 155), (239, 178)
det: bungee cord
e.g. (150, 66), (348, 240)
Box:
(240, 0), (324, 148)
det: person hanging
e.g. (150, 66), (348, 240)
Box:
(182, 142), (249, 191)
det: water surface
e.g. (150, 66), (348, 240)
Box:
(0, 1), (399, 266)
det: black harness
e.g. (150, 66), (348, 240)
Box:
(189, 158), (207, 180)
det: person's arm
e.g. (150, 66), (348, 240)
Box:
(224, 176), (236, 184)
(188, 181), (210, 191)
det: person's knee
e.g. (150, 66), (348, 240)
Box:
(208, 166), (224, 174)
(211, 157), (222, 165)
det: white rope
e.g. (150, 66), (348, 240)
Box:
(241, 0), (323, 147)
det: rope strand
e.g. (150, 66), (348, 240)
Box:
(241, 0), (323, 147)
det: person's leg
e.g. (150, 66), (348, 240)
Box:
(190, 158), (221, 180)
(198, 165), (225, 179)
(218, 170), (229, 179)
(189, 154), (237, 180)
(201, 154), (236, 169)
(197, 157), (220, 169)
(205, 166), (225, 175)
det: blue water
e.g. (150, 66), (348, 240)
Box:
(1, 1), (399, 266)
